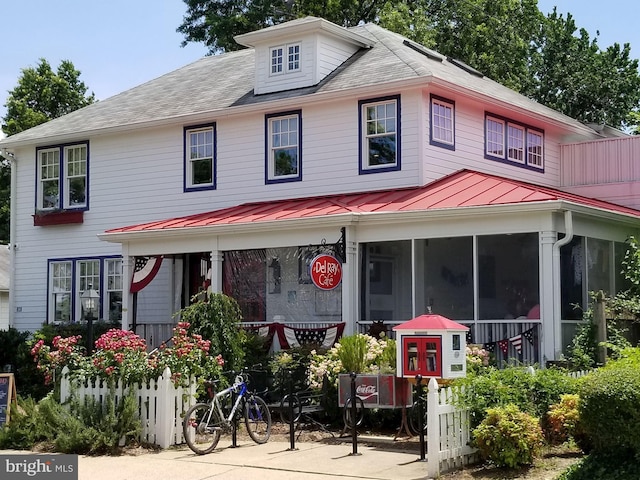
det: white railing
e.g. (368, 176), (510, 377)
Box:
(59, 366), (197, 449)
(426, 378), (478, 477)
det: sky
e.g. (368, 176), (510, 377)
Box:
(1, 1), (639, 138)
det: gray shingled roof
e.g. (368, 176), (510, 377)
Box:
(0, 20), (593, 148)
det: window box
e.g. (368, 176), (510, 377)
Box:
(33, 210), (84, 226)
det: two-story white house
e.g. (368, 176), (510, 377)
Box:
(1, 17), (639, 364)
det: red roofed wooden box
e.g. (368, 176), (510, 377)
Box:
(393, 314), (469, 379)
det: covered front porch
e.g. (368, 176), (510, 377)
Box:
(100, 170), (640, 363)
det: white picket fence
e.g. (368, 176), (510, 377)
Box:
(425, 378), (478, 477)
(59, 366), (197, 449)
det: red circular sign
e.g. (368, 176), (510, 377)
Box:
(309, 254), (342, 290)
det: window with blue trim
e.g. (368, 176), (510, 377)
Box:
(359, 95), (401, 173)
(485, 114), (544, 170)
(48, 257), (122, 324)
(36, 142), (88, 212)
(430, 96), (455, 149)
(184, 124), (216, 191)
(265, 111), (302, 183)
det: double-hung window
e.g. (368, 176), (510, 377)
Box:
(270, 43), (301, 75)
(359, 95), (401, 173)
(36, 142), (88, 211)
(485, 114), (544, 171)
(507, 124), (525, 163)
(47, 256), (123, 324)
(184, 123), (216, 191)
(51, 261), (72, 322)
(486, 117), (505, 159)
(106, 259), (123, 321)
(430, 95), (455, 149)
(265, 110), (302, 183)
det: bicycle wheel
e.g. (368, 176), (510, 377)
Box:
(279, 394), (302, 424)
(244, 395), (272, 444)
(342, 396), (365, 429)
(182, 403), (222, 455)
(408, 400), (428, 435)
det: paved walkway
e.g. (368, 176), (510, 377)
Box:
(1, 437), (432, 480)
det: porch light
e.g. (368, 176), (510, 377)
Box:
(81, 285), (99, 353)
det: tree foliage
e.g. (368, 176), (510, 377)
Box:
(0, 58), (95, 244)
(177, 0), (640, 131)
(529, 9), (640, 129)
(1, 58), (95, 137)
(178, 0), (386, 53)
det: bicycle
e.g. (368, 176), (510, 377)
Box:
(182, 372), (272, 455)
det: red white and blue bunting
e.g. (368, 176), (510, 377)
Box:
(244, 322), (346, 350)
(481, 325), (538, 357)
(130, 256), (163, 293)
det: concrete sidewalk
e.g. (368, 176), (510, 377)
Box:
(2, 438), (432, 480)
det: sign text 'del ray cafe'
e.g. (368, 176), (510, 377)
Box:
(309, 254), (342, 290)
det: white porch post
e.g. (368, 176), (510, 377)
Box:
(121, 246), (133, 331)
(342, 226), (358, 335)
(540, 231), (556, 364)
(209, 250), (224, 293)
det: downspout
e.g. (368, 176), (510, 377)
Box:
(3, 149), (17, 329)
(552, 210), (573, 358)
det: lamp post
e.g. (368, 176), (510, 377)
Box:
(81, 285), (99, 354)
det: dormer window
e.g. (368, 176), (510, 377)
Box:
(270, 43), (301, 75)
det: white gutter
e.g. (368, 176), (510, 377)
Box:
(552, 210), (574, 356)
(1, 149), (17, 328)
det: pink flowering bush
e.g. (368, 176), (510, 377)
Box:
(30, 335), (85, 385)
(30, 323), (225, 388)
(90, 329), (149, 384)
(148, 322), (225, 387)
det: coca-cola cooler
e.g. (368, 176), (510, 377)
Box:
(337, 374), (412, 408)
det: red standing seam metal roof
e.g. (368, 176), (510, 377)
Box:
(105, 169), (640, 234)
(392, 314), (470, 331)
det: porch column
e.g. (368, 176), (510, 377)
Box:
(121, 247), (133, 331)
(342, 226), (358, 335)
(540, 231), (556, 363)
(209, 250), (224, 293)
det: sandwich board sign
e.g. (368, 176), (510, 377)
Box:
(0, 373), (17, 426)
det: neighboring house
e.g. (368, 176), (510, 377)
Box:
(1, 17), (639, 366)
(0, 245), (9, 330)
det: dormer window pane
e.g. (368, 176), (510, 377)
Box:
(271, 47), (284, 74)
(288, 44), (300, 71)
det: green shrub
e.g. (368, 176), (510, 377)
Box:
(0, 388), (141, 454)
(0, 396), (47, 449)
(178, 292), (246, 373)
(578, 357), (640, 457)
(472, 404), (544, 468)
(454, 365), (577, 428)
(544, 393), (582, 445)
(557, 451), (640, 480)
